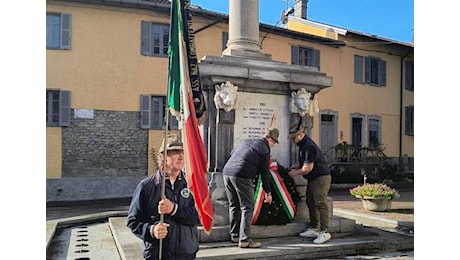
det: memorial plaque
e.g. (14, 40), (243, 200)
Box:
(234, 92), (290, 167)
(74, 109), (94, 119)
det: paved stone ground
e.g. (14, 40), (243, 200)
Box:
(330, 186), (414, 223)
(46, 185), (414, 223)
(46, 184), (415, 259)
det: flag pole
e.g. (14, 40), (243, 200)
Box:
(158, 108), (169, 260)
(157, 2), (177, 259)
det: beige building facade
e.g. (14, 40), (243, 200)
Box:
(46, 0), (413, 198)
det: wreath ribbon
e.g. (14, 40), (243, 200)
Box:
(252, 160), (296, 224)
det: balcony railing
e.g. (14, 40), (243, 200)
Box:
(324, 145), (389, 165)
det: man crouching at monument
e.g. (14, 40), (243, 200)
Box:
(127, 134), (200, 260)
(222, 128), (279, 248)
(288, 120), (332, 244)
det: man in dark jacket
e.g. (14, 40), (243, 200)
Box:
(222, 128), (279, 248)
(127, 134), (200, 260)
(288, 124), (332, 244)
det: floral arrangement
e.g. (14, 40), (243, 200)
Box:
(253, 163), (301, 225)
(349, 183), (400, 199)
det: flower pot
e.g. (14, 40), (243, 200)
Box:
(357, 196), (392, 212)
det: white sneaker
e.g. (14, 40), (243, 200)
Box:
(299, 228), (319, 238)
(313, 231), (331, 244)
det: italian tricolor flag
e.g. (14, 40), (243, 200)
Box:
(167, 0), (213, 234)
(252, 160), (296, 224)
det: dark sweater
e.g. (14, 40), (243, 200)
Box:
(222, 138), (271, 194)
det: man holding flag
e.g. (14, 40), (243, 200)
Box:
(127, 134), (201, 259)
(127, 0), (213, 258)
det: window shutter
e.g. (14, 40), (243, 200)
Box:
(354, 55), (364, 83)
(364, 56), (371, 83)
(170, 114), (179, 129)
(291, 45), (299, 65)
(379, 60), (386, 86)
(140, 95), (151, 129)
(313, 49), (320, 69)
(411, 106), (414, 134)
(59, 90), (71, 126)
(405, 60), (414, 91)
(222, 31), (228, 51)
(405, 106), (411, 135)
(152, 97), (164, 129)
(61, 13), (71, 49)
(46, 15), (55, 48)
(141, 21), (151, 55)
(405, 106), (414, 135)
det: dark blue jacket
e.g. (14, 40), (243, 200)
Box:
(222, 138), (272, 194)
(127, 171), (200, 260)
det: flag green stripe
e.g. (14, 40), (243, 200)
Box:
(167, 0), (182, 113)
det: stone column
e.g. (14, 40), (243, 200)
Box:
(222, 0), (271, 59)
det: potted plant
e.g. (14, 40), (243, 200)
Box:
(349, 183), (400, 211)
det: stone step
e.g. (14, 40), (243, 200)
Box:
(109, 216), (355, 260)
(198, 216), (355, 243)
(109, 217), (413, 260)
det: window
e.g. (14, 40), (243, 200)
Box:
(405, 105), (414, 136)
(367, 116), (381, 147)
(291, 45), (320, 69)
(140, 95), (179, 129)
(46, 90), (71, 126)
(405, 60), (414, 91)
(353, 55), (364, 83)
(350, 113), (365, 147)
(354, 55), (386, 86)
(46, 13), (71, 49)
(141, 21), (169, 56)
(222, 31), (228, 51)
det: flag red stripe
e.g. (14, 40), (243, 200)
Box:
(184, 93), (214, 233)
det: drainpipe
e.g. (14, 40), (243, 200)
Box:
(399, 51), (411, 172)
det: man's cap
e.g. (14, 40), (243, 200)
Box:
(158, 134), (183, 153)
(264, 128), (279, 143)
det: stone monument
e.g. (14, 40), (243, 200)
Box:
(200, 0), (332, 226)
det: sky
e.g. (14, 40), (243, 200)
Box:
(191, 0), (414, 43)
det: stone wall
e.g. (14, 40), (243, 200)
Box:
(46, 176), (144, 202)
(62, 109), (148, 177)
